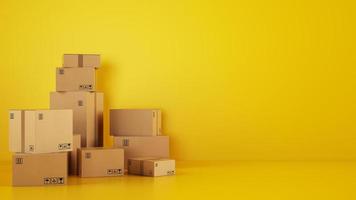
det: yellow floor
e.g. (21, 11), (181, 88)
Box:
(0, 161), (356, 200)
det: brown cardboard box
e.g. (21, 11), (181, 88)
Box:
(56, 67), (96, 92)
(142, 159), (176, 177)
(63, 54), (100, 68)
(12, 152), (68, 186)
(113, 136), (169, 169)
(9, 110), (73, 153)
(78, 147), (124, 177)
(50, 91), (103, 147)
(69, 134), (81, 175)
(110, 109), (162, 136)
(128, 157), (158, 175)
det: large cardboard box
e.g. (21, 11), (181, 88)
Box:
(78, 148), (124, 177)
(56, 67), (96, 92)
(50, 91), (103, 147)
(12, 152), (68, 186)
(63, 54), (100, 68)
(113, 136), (169, 168)
(69, 134), (81, 175)
(142, 159), (176, 177)
(9, 110), (73, 153)
(110, 109), (162, 136)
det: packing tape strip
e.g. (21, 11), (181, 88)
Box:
(78, 54), (83, 67)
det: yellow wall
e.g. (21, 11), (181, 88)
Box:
(1, 0), (355, 161)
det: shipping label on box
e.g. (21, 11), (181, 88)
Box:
(78, 148), (124, 177)
(12, 152), (68, 186)
(113, 136), (169, 169)
(110, 109), (162, 136)
(9, 110), (73, 154)
(56, 67), (96, 92)
(50, 91), (103, 147)
(63, 54), (100, 68)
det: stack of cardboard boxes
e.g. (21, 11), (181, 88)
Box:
(110, 109), (175, 176)
(51, 54), (125, 178)
(50, 54), (105, 176)
(9, 109), (73, 186)
(9, 54), (175, 186)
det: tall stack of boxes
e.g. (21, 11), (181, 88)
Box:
(9, 54), (175, 186)
(50, 54), (106, 176)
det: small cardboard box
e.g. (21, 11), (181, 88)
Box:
(110, 109), (162, 136)
(12, 152), (68, 186)
(50, 91), (103, 147)
(56, 67), (96, 92)
(143, 159), (176, 177)
(113, 136), (169, 169)
(9, 110), (73, 154)
(63, 54), (100, 68)
(78, 147), (124, 177)
(128, 157), (158, 175)
(69, 134), (81, 175)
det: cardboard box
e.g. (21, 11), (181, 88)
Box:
(113, 136), (169, 168)
(56, 67), (96, 92)
(63, 54), (100, 68)
(9, 110), (73, 153)
(78, 148), (124, 177)
(128, 157), (158, 175)
(69, 134), (81, 175)
(50, 91), (103, 147)
(12, 152), (68, 186)
(143, 159), (176, 177)
(110, 109), (162, 136)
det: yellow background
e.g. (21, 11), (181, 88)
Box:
(1, 0), (356, 162)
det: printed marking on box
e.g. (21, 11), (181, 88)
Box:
(79, 84), (93, 90)
(167, 170), (175, 175)
(58, 143), (71, 150)
(122, 139), (129, 147)
(85, 152), (91, 159)
(15, 158), (23, 164)
(107, 169), (123, 175)
(38, 113), (43, 120)
(10, 113), (14, 119)
(43, 177), (65, 185)
(29, 145), (35, 152)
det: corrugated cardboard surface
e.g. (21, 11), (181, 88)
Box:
(110, 109), (162, 136)
(9, 110), (23, 152)
(113, 136), (169, 169)
(63, 54), (100, 68)
(9, 110), (73, 154)
(143, 159), (175, 177)
(12, 152), (68, 186)
(50, 92), (103, 147)
(78, 148), (124, 177)
(56, 67), (96, 92)
(69, 134), (81, 175)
